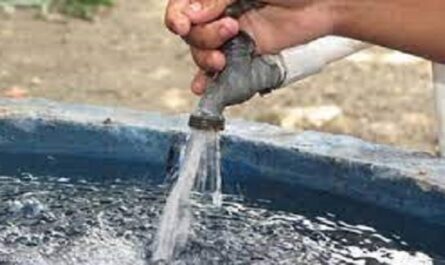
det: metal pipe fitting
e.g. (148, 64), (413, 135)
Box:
(188, 32), (283, 131)
(188, 0), (282, 131)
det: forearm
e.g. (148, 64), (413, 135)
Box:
(331, 0), (445, 62)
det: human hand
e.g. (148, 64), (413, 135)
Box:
(165, 0), (338, 94)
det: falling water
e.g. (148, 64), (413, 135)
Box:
(152, 129), (222, 263)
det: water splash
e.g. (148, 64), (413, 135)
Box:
(152, 129), (222, 263)
(0, 228), (147, 265)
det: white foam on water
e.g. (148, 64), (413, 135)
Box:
(152, 129), (222, 263)
(337, 246), (434, 265)
(0, 228), (146, 265)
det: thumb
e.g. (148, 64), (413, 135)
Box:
(185, 0), (236, 24)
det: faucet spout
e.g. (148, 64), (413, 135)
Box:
(188, 32), (284, 131)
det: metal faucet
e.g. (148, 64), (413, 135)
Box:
(187, 0), (370, 131)
(188, 0), (284, 131)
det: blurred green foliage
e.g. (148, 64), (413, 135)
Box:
(55, 0), (114, 20)
(0, 0), (47, 5)
(0, 0), (115, 19)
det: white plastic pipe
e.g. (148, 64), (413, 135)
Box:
(275, 37), (370, 86)
(272, 38), (445, 157)
(433, 63), (445, 157)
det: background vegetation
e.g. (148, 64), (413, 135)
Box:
(0, 0), (115, 19)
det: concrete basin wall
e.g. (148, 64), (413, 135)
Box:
(1, 99), (445, 225)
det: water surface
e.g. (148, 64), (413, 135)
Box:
(0, 153), (444, 265)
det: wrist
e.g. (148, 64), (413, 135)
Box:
(311, 0), (348, 37)
(326, 0), (354, 37)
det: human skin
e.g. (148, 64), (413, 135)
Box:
(164, 0), (445, 94)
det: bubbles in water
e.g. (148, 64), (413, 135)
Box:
(0, 228), (146, 265)
(0, 160), (440, 265)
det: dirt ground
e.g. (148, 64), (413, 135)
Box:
(0, 0), (437, 153)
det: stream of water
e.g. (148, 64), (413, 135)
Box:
(151, 129), (222, 263)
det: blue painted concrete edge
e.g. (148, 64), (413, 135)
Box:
(1, 98), (445, 225)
